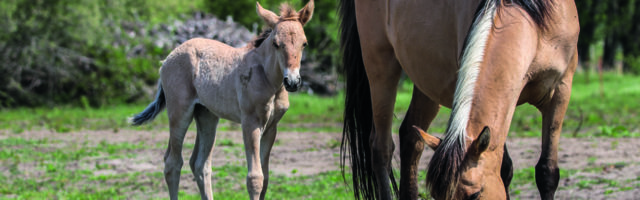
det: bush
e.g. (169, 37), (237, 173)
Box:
(0, 0), (200, 107)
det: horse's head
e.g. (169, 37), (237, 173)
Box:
(416, 126), (506, 200)
(256, 0), (314, 92)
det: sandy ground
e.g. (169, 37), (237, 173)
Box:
(1, 129), (639, 199)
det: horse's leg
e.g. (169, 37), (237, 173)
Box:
(164, 98), (196, 200)
(535, 54), (577, 200)
(501, 144), (514, 199)
(190, 105), (219, 200)
(398, 87), (439, 199)
(354, 0), (401, 198)
(241, 115), (265, 200)
(365, 53), (403, 199)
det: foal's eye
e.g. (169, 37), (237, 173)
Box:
(273, 41), (279, 49)
(302, 42), (308, 47)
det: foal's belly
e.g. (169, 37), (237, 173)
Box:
(197, 90), (242, 123)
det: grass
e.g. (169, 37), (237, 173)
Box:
(0, 136), (353, 199)
(1, 72), (639, 137)
(0, 72), (638, 199)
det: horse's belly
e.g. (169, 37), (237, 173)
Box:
(391, 31), (460, 107)
(386, 0), (480, 108)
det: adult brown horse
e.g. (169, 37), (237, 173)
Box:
(339, 0), (579, 199)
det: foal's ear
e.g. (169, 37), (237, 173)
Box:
(256, 2), (279, 28)
(413, 125), (441, 150)
(298, 0), (314, 26)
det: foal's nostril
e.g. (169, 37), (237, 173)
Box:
(283, 77), (293, 88)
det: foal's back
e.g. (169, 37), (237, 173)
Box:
(160, 38), (248, 122)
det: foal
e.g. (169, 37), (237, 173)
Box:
(131, 1), (314, 199)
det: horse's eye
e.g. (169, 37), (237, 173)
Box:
(273, 41), (279, 49)
(302, 42), (308, 47)
(466, 192), (480, 200)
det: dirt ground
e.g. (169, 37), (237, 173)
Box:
(2, 129), (639, 199)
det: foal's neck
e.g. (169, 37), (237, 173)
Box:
(249, 36), (284, 93)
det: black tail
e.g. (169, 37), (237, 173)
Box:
(339, 0), (397, 198)
(131, 80), (166, 126)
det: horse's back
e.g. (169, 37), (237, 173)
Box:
(358, 0), (579, 107)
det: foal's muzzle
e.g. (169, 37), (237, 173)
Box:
(283, 76), (302, 92)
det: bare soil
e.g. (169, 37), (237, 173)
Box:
(2, 130), (639, 199)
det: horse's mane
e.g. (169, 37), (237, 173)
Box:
(247, 3), (301, 49)
(509, 0), (553, 31)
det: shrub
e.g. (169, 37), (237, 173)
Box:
(0, 0), (199, 107)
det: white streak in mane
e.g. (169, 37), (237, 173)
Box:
(442, 0), (497, 150)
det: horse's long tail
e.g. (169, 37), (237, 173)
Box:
(130, 80), (166, 126)
(339, 0), (397, 199)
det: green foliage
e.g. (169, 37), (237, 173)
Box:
(576, 0), (640, 73)
(0, 0), (203, 107)
(2, 72), (640, 137)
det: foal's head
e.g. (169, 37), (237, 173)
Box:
(256, 0), (314, 92)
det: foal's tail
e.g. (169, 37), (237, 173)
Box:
(339, 0), (397, 199)
(130, 80), (166, 126)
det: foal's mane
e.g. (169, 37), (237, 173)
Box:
(248, 28), (272, 49)
(278, 4), (300, 21)
(247, 3), (301, 49)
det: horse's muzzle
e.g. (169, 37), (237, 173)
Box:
(283, 77), (301, 92)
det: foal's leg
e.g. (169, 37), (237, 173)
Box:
(535, 55), (576, 200)
(398, 88), (439, 199)
(258, 122), (279, 199)
(258, 91), (288, 199)
(190, 105), (219, 200)
(241, 116), (265, 200)
(164, 100), (196, 200)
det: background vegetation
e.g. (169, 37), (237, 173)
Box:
(1, 0), (638, 107)
(577, 0), (640, 74)
(1, 0), (639, 199)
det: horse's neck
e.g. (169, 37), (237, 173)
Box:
(246, 39), (284, 92)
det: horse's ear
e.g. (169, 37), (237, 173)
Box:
(256, 2), (279, 28)
(413, 125), (441, 150)
(470, 126), (491, 160)
(298, 0), (314, 26)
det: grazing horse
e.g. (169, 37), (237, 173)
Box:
(339, 0), (579, 199)
(130, 1), (314, 199)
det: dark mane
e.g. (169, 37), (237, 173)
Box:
(279, 3), (299, 21)
(509, 0), (553, 30)
(248, 28), (272, 49)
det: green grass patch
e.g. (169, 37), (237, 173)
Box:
(1, 73), (639, 137)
